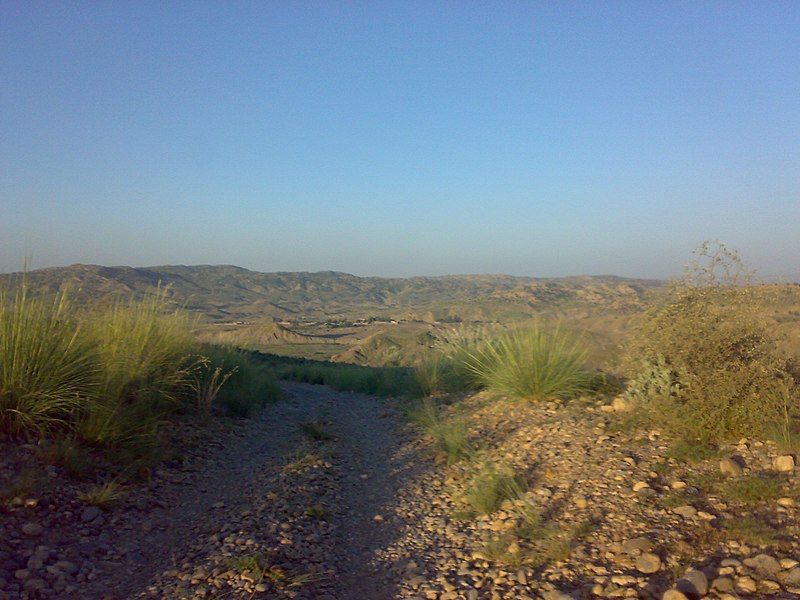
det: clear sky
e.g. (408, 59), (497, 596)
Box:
(1, 2), (798, 279)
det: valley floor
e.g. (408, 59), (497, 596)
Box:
(2, 384), (800, 599)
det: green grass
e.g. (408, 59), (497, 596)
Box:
(724, 473), (786, 504)
(78, 480), (126, 507)
(660, 491), (695, 509)
(414, 352), (449, 396)
(406, 398), (472, 464)
(283, 449), (324, 473)
(300, 420), (334, 441)
(223, 552), (318, 589)
(304, 503), (329, 520)
(200, 346), (281, 418)
(0, 283), (96, 434)
(461, 325), (589, 402)
(724, 516), (780, 546)
(479, 509), (589, 568)
(38, 434), (95, 479)
(1, 277), (280, 475)
(224, 552), (271, 576)
(0, 468), (39, 503)
(666, 440), (721, 464)
(267, 354), (418, 397)
(463, 461), (527, 515)
(79, 289), (196, 445)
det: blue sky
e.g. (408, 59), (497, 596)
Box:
(1, 2), (798, 278)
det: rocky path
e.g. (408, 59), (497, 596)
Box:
(1, 383), (420, 600)
(5, 384), (800, 600)
(120, 381), (415, 600)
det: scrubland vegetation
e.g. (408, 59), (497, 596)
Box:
(4, 243), (800, 596)
(399, 242), (800, 572)
(0, 279), (279, 475)
(269, 355), (416, 397)
(623, 242), (800, 444)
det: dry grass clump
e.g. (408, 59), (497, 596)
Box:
(406, 398), (472, 464)
(0, 285), (96, 434)
(462, 460), (527, 515)
(0, 277), (280, 470)
(624, 242), (800, 443)
(419, 324), (590, 402)
(78, 480), (126, 507)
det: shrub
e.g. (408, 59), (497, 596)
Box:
(463, 326), (589, 401)
(624, 242), (799, 442)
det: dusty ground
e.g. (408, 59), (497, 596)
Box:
(2, 384), (800, 599)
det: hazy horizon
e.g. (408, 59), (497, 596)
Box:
(1, 260), (670, 281)
(2, 4), (799, 280)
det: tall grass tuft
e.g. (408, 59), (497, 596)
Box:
(463, 461), (527, 515)
(80, 289), (195, 445)
(199, 346), (280, 418)
(406, 398), (471, 464)
(0, 284), (96, 435)
(463, 326), (588, 401)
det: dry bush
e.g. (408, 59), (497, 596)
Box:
(624, 242), (799, 442)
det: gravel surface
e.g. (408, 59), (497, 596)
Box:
(3, 384), (800, 600)
(1, 383), (421, 600)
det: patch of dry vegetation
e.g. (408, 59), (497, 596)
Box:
(623, 241), (800, 443)
(0, 277), (279, 473)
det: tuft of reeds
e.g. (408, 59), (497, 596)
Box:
(407, 398), (472, 464)
(0, 283), (96, 435)
(462, 326), (589, 402)
(463, 461), (527, 515)
(79, 288), (195, 445)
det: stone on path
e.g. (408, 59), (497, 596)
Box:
(21, 522), (42, 536)
(744, 553), (781, 577)
(676, 569), (708, 597)
(719, 457), (743, 476)
(81, 506), (102, 522)
(672, 505), (697, 519)
(636, 552), (662, 574)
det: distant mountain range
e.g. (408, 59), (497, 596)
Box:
(0, 264), (665, 323)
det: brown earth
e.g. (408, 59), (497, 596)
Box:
(2, 384), (800, 599)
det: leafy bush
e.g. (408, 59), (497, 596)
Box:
(624, 242), (799, 442)
(463, 326), (589, 401)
